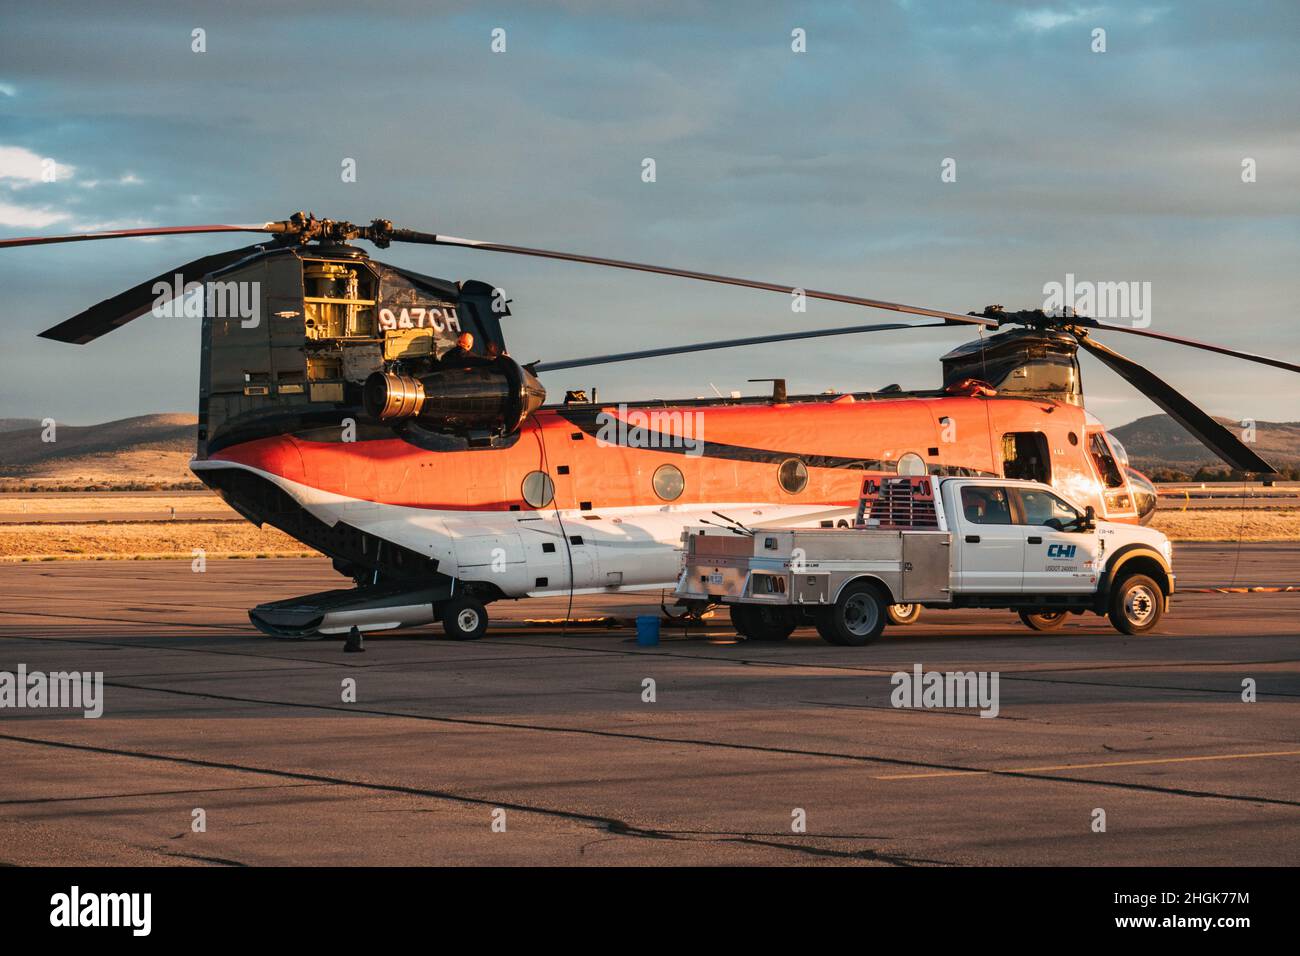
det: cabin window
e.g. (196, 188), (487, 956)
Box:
(652, 464), (685, 501)
(1088, 434), (1124, 488)
(1001, 432), (1051, 483)
(896, 453), (926, 476)
(521, 471), (555, 509)
(778, 458), (808, 493)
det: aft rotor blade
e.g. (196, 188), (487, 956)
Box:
(1075, 333), (1278, 474)
(533, 321), (950, 373)
(38, 244), (268, 344)
(386, 229), (996, 328)
(1074, 319), (1300, 375)
(0, 224), (274, 249)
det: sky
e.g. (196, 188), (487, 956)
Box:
(0, 0), (1297, 429)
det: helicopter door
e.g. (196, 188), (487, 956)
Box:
(1001, 432), (1051, 483)
(516, 426), (599, 594)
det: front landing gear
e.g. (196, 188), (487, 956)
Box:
(440, 595), (489, 640)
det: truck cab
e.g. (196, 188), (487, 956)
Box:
(947, 478), (1171, 597)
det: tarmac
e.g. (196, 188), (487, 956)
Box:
(1, 542), (1297, 866)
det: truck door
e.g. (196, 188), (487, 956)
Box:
(951, 484), (1023, 592)
(1012, 486), (1102, 593)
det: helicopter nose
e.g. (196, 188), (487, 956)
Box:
(208, 435), (307, 485)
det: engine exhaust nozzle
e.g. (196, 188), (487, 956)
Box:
(364, 371), (426, 421)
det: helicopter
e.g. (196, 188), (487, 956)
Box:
(4, 212), (1296, 640)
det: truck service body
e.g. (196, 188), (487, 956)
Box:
(675, 476), (1174, 645)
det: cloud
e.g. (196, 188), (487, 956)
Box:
(0, 145), (75, 186)
(1015, 7), (1100, 32)
(0, 201), (69, 228)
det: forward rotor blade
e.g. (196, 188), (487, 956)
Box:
(387, 229), (995, 328)
(1075, 333), (1277, 474)
(533, 321), (949, 373)
(1074, 319), (1300, 375)
(38, 244), (268, 344)
(0, 224), (273, 249)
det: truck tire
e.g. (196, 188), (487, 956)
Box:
(887, 603), (922, 626)
(440, 595), (488, 640)
(1108, 573), (1164, 635)
(737, 604), (796, 642)
(825, 581), (888, 647)
(1018, 610), (1067, 631)
(728, 604), (753, 638)
(814, 609), (844, 645)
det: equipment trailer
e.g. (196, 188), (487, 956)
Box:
(675, 475), (1174, 645)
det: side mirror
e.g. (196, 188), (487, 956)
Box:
(1080, 505), (1096, 531)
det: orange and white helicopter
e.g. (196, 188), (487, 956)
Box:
(5, 213), (1293, 638)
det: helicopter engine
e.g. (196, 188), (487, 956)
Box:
(364, 356), (546, 436)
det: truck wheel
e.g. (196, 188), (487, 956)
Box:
(887, 603), (922, 626)
(741, 605), (796, 642)
(1108, 574), (1164, 635)
(1019, 610), (1067, 631)
(826, 581), (887, 647)
(440, 595), (488, 640)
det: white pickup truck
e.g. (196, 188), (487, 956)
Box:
(675, 475), (1174, 646)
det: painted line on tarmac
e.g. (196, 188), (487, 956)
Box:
(874, 749), (1300, 780)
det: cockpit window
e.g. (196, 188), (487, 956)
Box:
(1089, 433), (1125, 488)
(1107, 435), (1130, 469)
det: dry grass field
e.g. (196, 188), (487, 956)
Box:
(0, 490), (1296, 561)
(0, 521), (314, 561)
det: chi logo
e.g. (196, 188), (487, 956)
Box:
(1047, 544), (1077, 559)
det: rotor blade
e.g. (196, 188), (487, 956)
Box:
(386, 229), (996, 328)
(0, 224), (273, 249)
(532, 321), (950, 373)
(1074, 319), (1300, 375)
(38, 244), (268, 344)
(1076, 333), (1277, 474)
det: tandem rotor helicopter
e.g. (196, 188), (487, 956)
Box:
(4, 212), (1295, 639)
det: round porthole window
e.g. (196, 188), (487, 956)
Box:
(897, 453), (927, 476)
(652, 463), (685, 501)
(778, 458), (808, 494)
(521, 471), (555, 509)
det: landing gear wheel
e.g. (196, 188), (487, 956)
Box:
(1019, 610), (1067, 631)
(823, 581), (888, 647)
(1108, 574), (1163, 635)
(887, 603), (922, 626)
(440, 595), (488, 640)
(735, 604), (796, 642)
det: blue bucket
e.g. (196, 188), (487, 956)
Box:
(635, 615), (660, 646)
